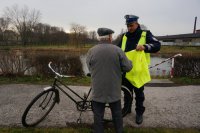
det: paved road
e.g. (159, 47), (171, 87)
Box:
(0, 83), (199, 128)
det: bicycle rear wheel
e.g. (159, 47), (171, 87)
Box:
(22, 88), (57, 127)
(121, 86), (133, 117)
(103, 87), (132, 122)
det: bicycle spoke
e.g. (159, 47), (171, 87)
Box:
(22, 89), (57, 127)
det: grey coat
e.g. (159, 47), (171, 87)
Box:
(86, 43), (132, 103)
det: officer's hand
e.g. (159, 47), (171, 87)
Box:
(136, 45), (145, 51)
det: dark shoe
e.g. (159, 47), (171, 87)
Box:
(127, 109), (131, 114)
(122, 108), (131, 116)
(136, 114), (143, 125)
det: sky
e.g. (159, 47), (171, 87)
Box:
(0, 0), (200, 37)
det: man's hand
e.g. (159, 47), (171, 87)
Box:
(136, 45), (145, 51)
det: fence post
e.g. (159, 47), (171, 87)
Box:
(170, 58), (174, 78)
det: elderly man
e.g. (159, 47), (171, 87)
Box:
(118, 15), (161, 125)
(86, 28), (132, 133)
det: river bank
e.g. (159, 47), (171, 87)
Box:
(0, 45), (200, 83)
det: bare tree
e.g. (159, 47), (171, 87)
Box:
(86, 30), (98, 44)
(113, 28), (126, 45)
(32, 23), (69, 45)
(0, 17), (10, 42)
(3, 4), (41, 45)
(70, 23), (86, 47)
(0, 17), (10, 32)
(88, 30), (97, 40)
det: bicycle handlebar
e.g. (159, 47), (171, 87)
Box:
(48, 62), (75, 78)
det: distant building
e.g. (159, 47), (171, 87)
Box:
(196, 29), (200, 33)
(156, 30), (200, 46)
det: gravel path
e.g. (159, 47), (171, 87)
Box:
(0, 84), (199, 128)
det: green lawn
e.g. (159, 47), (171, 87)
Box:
(0, 44), (91, 55)
(0, 76), (91, 86)
(0, 76), (200, 85)
(158, 45), (200, 56)
(0, 127), (200, 133)
(1, 44), (200, 56)
(171, 77), (200, 85)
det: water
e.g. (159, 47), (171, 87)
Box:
(80, 55), (89, 75)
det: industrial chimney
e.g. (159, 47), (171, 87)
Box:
(193, 16), (197, 34)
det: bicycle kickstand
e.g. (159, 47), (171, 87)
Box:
(77, 111), (83, 124)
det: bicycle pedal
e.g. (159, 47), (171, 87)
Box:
(77, 118), (82, 124)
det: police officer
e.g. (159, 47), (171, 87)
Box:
(87, 28), (132, 133)
(118, 15), (161, 124)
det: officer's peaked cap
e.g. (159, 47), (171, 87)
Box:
(97, 28), (114, 36)
(124, 15), (139, 25)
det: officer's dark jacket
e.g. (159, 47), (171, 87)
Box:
(117, 26), (161, 53)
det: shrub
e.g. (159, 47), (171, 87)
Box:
(31, 54), (84, 77)
(0, 50), (84, 77)
(174, 55), (200, 78)
(0, 50), (32, 76)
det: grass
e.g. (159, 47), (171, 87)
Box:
(0, 44), (92, 55)
(0, 127), (199, 133)
(1, 44), (200, 56)
(0, 76), (91, 86)
(156, 45), (200, 56)
(0, 76), (200, 85)
(171, 77), (200, 85)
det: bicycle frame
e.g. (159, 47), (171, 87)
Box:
(54, 77), (91, 105)
(47, 62), (92, 111)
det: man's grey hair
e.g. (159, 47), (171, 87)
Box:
(98, 35), (110, 41)
(98, 34), (112, 43)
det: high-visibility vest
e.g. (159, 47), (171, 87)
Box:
(121, 31), (151, 88)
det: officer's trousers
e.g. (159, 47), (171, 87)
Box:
(122, 78), (145, 115)
(92, 100), (123, 133)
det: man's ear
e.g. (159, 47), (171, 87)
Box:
(109, 34), (112, 42)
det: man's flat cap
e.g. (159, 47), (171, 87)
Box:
(97, 28), (114, 36)
(124, 15), (139, 25)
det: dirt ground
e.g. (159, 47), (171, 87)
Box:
(0, 83), (199, 128)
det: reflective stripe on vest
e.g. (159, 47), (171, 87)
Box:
(121, 31), (151, 88)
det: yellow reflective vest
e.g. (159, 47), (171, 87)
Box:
(121, 31), (151, 88)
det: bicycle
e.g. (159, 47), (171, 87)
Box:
(21, 62), (132, 127)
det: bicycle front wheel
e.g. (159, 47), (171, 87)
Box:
(22, 88), (57, 127)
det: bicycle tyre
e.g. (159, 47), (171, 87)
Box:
(103, 87), (132, 122)
(22, 88), (57, 127)
(121, 86), (133, 117)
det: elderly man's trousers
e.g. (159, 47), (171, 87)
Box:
(92, 100), (123, 133)
(122, 78), (145, 115)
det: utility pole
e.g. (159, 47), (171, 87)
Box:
(193, 16), (197, 34)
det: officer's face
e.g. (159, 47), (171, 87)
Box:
(127, 22), (138, 33)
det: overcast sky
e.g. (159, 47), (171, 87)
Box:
(0, 0), (200, 37)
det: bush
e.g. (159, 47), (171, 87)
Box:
(0, 50), (31, 76)
(0, 50), (84, 77)
(32, 54), (84, 77)
(174, 55), (200, 78)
